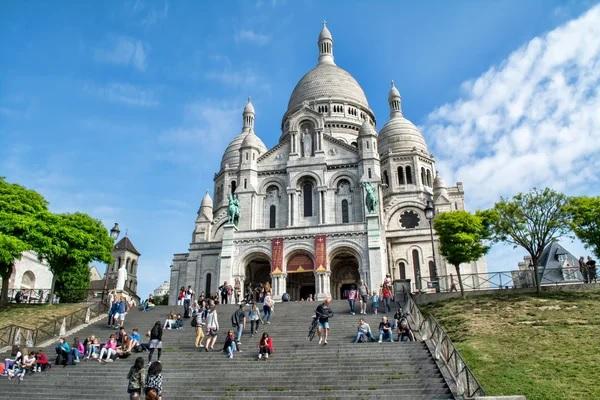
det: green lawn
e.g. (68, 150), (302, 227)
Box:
(422, 289), (600, 400)
(0, 303), (86, 329)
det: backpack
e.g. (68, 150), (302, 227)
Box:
(191, 314), (198, 327)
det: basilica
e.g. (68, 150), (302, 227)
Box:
(169, 24), (486, 304)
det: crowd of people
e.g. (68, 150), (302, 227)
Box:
(1, 345), (50, 381)
(579, 256), (597, 283)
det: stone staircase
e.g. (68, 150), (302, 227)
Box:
(0, 301), (454, 399)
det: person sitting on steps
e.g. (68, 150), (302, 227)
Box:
(378, 316), (393, 343)
(257, 332), (273, 360)
(353, 318), (375, 343)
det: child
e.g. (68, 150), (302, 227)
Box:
(371, 290), (380, 314)
(35, 350), (50, 372)
(258, 332), (273, 360)
(7, 358), (25, 381)
(223, 329), (237, 359)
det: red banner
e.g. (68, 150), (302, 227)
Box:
(315, 235), (327, 272)
(271, 238), (284, 274)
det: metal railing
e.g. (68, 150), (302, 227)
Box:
(413, 267), (588, 294)
(396, 287), (485, 399)
(2, 288), (108, 305)
(0, 301), (108, 349)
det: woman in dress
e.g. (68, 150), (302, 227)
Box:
(204, 301), (219, 351)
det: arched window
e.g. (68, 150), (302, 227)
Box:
(397, 166), (405, 185)
(231, 180), (237, 194)
(303, 182), (313, 217)
(421, 167), (426, 185)
(205, 273), (212, 295)
(269, 205), (276, 228)
(245, 152), (249, 160)
(383, 170), (389, 186)
(244, 179), (247, 189)
(412, 249), (422, 290)
(21, 271), (35, 289)
(399, 262), (406, 280)
(341, 199), (349, 223)
(406, 166), (413, 184)
(351, 141), (358, 148)
(368, 168), (372, 179)
(426, 170), (432, 187)
(429, 260), (437, 281)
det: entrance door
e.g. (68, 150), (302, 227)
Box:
(245, 256), (271, 302)
(287, 271), (315, 301)
(330, 250), (360, 300)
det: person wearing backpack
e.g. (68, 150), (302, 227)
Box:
(248, 302), (262, 337)
(231, 303), (247, 344)
(127, 357), (145, 400)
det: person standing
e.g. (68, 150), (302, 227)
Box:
(587, 256), (597, 283)
(579, 257), (589, 283)
(145, 361), (163, 400)
(231, 304), (247, 344)
(177, 287), (185, 306)
(381, 285), (393, 313)
(204, 301), (219, 351)
(347, 285), (358, 315)
(357, 280), (369, 315)
(262, 291), (274, 324)
(315, 295), (333, 345)
(194, 302), (207, 350)
(248, 302), (261, 336)
(183, 285), (194, 318)
(147, 321), (163, 363)
(234, 277), (241, 304)
(371, 289), (380, 315)
(127, 357), (145, 400)
(219, 282), (230, 304)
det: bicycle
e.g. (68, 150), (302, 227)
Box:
(307, 317), (318, 341)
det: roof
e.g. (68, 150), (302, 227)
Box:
(287, 63), (369, 113)
(115, 236), (140, 256)
(378, 115), (428, 155)
(538, 241), (581, 282)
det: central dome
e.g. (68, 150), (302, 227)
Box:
(287, 63), (370, 112)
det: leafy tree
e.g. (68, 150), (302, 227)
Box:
(0, 178), (49, 306)
(433, 211), (490, 298)
(488, 187), (570, 294)
(35, 212), (113, 303)
(55, 262), (91, 303)
(564, 196), (600, 259)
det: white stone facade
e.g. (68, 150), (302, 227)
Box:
(0, 251), (53, 290)
(169, 24), (486, 304)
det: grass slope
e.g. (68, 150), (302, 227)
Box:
(423, 289), (600, 400)
(0, 303), (85, 329)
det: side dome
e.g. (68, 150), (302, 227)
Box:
(287, 63), (370, 113)
(220, 132), (248, 170)
(378, 117), (428, 155)
(378, 82), (428, 155)
(241, 132), (268, 151)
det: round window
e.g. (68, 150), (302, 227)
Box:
(400, 210), (420, 229)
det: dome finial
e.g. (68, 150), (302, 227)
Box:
(388, 80), (402, 118)
(318, 21), (334, 65)
(243, 98), (255, 132)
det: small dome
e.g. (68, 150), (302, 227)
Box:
(378, 116), (428, 155)
(359, 120), (376, 137)
(319, 23), (332, 41)
(220, 133), (248, 170)
(433, 173), (446, 190)
(388, 81), (400, 101)
(244, 98), (255, 114)
(200, 191), (213, 208)
(241, 132), (267, 151)
(287, 63), (369, 113)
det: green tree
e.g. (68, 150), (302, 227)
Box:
(35, 212), (113, 303)
(564, 196), (600, 259)
(488, 187), (570, 294)
(433, 211), (489, 298)
(0, 178), (49, 306)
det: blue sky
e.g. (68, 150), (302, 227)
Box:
(2, 0), (599, 297)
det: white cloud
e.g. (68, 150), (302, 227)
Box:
(235, 29), (271, 46)
(158, 100), (242, 166)
(425, 5), (600, 210)
(94, 36), (148, 72)
(85, 82), (159, 107)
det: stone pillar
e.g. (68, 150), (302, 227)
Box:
(218, 224), (237, 290)
(317, 188), (327, 224)
(287, 189), (295, 227)
(315, 270), (331, 301)
(315, 129), (324, 154)
(366, 213), (386, 293)
(271, 273), (287, 302)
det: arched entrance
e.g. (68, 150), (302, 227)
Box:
(330, 249), (360, 300)
(245, 254), (271, 302)
(286, 251), (315, 301)
(21, 271), (36, 289)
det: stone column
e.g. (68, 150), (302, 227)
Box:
(315, 270), (331, 301)
(315, 129), (324, 154)
(287, 188), (296, 227)
(218, 224), (237, 290)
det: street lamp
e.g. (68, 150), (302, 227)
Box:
(102, 223), (120, 303)
(424, 200), (439, 292)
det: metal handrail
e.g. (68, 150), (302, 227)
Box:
(398, 289), (485, 399)
(0, 300), (108, 349)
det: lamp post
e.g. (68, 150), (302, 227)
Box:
(424, 200), (438, 292)
(102, 223), (120, 302)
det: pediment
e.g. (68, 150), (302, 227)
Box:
(258, 139), (290, 166)
(323, 135), (359, 161)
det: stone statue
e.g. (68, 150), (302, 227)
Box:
(227, 193), (240, 226)
(362, 182), (378, 214)
(302, 128), (312, 157)
(116, 263), (127, 292)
